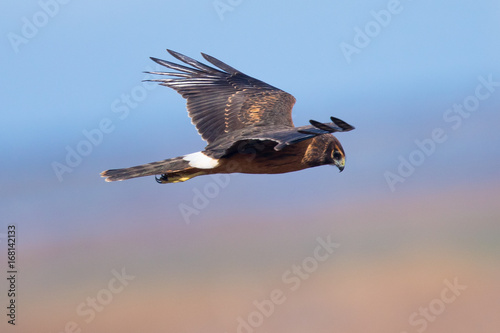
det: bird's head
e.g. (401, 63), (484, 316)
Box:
(305, 134), (347, 172)
(325, 136), (346, 172)
(303, 116), (354, 173)
(331, 143), (346, 172)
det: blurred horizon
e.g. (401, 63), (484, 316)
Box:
(1, 0), (500, 332)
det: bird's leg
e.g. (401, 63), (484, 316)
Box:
(155, 174), (169, 184)
(155, 170), (204, 184)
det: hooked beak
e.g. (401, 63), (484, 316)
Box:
(335, 158), (345, 172)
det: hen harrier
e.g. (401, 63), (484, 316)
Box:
(101, 50), (355, 184)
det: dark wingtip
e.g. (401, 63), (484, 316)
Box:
(330, 116), (355, 131)
(309, 119), (321, 126)
(150, 57), (166, 66)
(166, 49), (192, 63)
(166, 49), (179, 57)
(309, 119), (339, 132)
(201, 52), (239, 74)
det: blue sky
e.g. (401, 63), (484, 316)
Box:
(1, 0), (499, 244)
(1, 1), (500, 332)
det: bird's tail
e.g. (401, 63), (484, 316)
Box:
(100, 156), (203, 183)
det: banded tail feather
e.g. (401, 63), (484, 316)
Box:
(100, 152), (220, 183)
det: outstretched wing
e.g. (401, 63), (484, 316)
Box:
(206, 116), (355, 158)
(147, 50), (296, 144)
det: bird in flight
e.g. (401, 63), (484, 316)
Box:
(101, 50), (355, 184)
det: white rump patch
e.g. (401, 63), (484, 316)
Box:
(183, 152), (219, 169)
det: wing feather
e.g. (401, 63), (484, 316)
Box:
(146, 50), (296, 144)
(205, 118), (355, 158)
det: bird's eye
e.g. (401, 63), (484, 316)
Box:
(333, 151), (342, 160)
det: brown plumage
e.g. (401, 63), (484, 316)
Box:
(101, 50), (355, 184)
